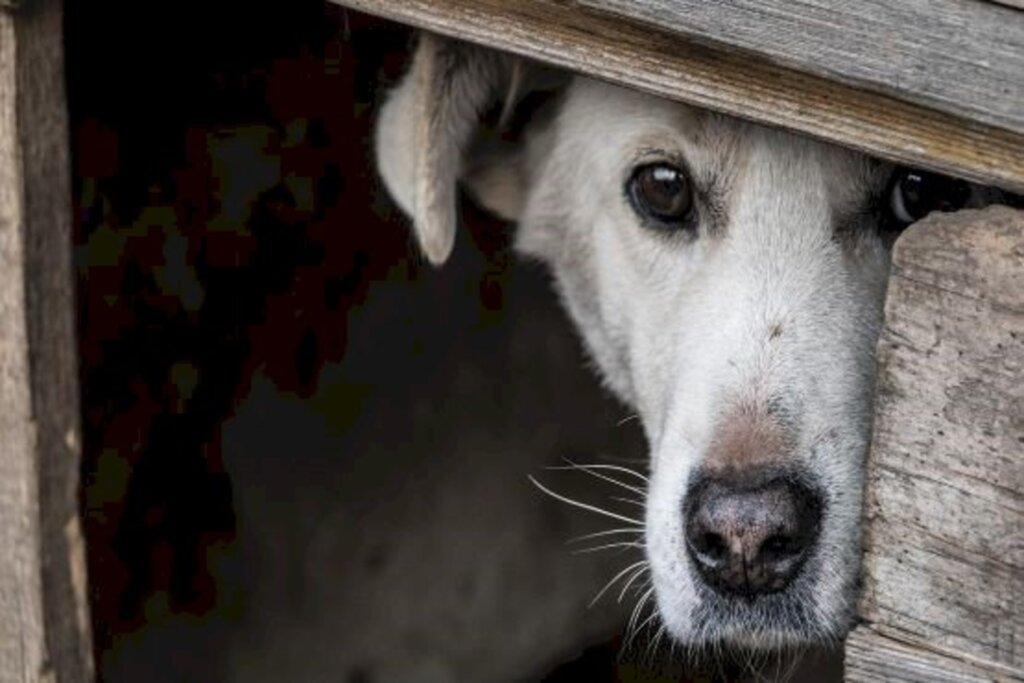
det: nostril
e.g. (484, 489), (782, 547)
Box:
(695, 532), (728, 565)
(760, 533), (799, 562)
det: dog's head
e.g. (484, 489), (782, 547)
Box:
(374, 35), (1008, 648)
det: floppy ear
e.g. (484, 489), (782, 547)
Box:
(375, 33), (558, 266)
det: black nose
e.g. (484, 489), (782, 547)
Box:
(684, 474), (822, 597)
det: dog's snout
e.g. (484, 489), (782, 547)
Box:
(684, 474), (822, 597)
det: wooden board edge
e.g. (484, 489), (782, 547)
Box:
(330, 0), (1024, 194)
(851, 208), (1024, 680)
(0, 14), (48, 682)
(9, 1), (94, 680)
(845, 626), (1024, 682)
(985, 0), (1024, 11)
(577, 0), (1024, 135)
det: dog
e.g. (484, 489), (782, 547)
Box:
(374, 34), (1015, 651)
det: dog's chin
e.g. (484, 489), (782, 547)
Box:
(657, 577), (851, 651)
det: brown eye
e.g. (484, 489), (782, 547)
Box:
(628, 163), (694, 228)
(888, 168), (971, 226)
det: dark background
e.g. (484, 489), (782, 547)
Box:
(64, 3), (840, 681)
(66, 3), (649, 681)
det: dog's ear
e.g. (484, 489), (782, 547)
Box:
(375, 33), (563, 266)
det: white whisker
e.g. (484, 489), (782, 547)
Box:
(588, 559), (649, 608)
(528, 475), (642, 525)
(616, 414), (639, 427)
(543, 464), (648, 497)
(573, 541), (644, 555)
(561, 459), (649, 482)
(616, 563), (649, 602)
(630, 609), (660, 649)
(647, 622), (667, 664)
(567, 527), (643, 544)
(624, 584), (655, 649)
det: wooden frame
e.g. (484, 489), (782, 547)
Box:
(0, 0), (93, 681)
(0, 0), (1019, 680)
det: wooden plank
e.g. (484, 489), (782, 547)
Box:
(0, 14), (47, 680)
(0, 1), (94, 681)
(332, 0), (1024, 195)
(581, 0), (1024, 136)
(846, 626), (1024, 682)
(845, 206), (1024, 682)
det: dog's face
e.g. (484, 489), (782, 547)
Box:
(375, 36), (1005, 649)
(513, 78), (891, 647)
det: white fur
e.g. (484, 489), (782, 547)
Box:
(374, 39), (1002, 649)
(511, 81), (889, 645)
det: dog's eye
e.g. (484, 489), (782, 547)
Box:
(887, 168), (970, 226)
(628, 163), (693, 228)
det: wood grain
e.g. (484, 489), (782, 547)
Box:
(0, 1), (93, 681)
(0, 15), (47, 682)
(583, 0), (1024, 135)
(845, 206), (1024, 682)
(332, 0), (1024, 195)
(846, 626), (1024, 682)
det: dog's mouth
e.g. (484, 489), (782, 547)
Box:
(685, 577), (831, 648)
(645, 542), (846, 654)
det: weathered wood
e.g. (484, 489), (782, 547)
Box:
(845, 206), (1024, 682)
(581, 0), (1024, 135)
(332, 0), (1024, 196)
(846, 627), (1024, 682)
(0, 1), (94, 681)
(986, 0), (1024, 11)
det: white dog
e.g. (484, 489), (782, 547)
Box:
(374, 34), (1012, 651)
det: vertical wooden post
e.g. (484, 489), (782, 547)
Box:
(0, 0), (93, 680)
(845, 206), (1024, 682)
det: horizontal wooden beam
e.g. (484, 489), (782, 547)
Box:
(332, 0), (1024, 194)
(581, 0), (1024, 136)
